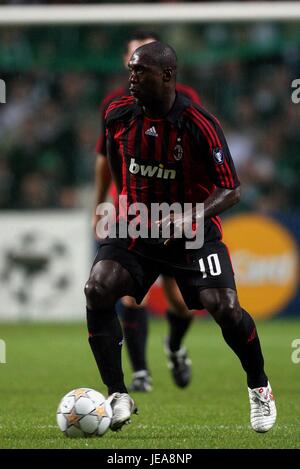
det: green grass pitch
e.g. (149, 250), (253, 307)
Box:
(0, 318), (299, 449)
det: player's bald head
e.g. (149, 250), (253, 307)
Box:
(132, 41), (177, 75)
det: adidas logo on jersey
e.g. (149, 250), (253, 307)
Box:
(129, 158), (176, 180)
(145, 126), (158, 137)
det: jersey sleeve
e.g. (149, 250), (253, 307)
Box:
(106, 125), (122, 194)
(189, 108), (240, 189)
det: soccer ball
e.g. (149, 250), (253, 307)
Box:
(56, 388), (112, 438)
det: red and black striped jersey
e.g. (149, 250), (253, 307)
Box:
(105, 92), (240, 237)
(95, 83), (201, 156)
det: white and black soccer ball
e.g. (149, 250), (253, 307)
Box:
(57, 388), (112, 438)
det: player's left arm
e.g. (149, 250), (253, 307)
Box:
(193, 114), (241, 221)
(200, 186), (240, 221)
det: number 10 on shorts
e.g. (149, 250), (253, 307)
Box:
(199, 253), (222, 278)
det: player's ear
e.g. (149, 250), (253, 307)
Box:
(163, 67), (173, 82)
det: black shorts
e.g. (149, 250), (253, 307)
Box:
(93, 235), (236, 310)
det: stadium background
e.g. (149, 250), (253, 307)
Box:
(0, 1), (300, 451)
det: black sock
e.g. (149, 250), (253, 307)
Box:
(166, 310), (193, 353)
(221, 309), (268, 389)
(118, 303), (148, 373)
(87, 308), (127, 395)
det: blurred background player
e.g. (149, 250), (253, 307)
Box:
(93, 31), (202, 393)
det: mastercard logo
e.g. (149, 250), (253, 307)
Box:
(223, 213), (299, 318)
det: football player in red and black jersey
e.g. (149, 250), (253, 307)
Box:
(93, 31), (202, 394)
(86, 41), (276, 433)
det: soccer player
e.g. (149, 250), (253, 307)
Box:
(85, 41), (277, 432)
(93, 31), (202, 393)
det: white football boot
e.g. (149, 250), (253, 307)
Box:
(107, 392), (138, 431)
(248, 381), (277, 432)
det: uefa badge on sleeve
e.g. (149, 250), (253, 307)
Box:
(212, 147), (224, 164)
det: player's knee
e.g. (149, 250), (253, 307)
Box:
(216, 302), (241, 328)
(84, 278), (115, 312)
(202, 289), (241, 326)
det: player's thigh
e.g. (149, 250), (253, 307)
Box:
(174, 241), (236, 310)
(93, 241), (160, 305)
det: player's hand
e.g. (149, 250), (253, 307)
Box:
(155, 213), (187, 247)
(155, 210), (200, 247)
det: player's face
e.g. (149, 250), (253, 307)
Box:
(128, 52), (164, 105)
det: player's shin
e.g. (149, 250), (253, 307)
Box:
(86, 308), (127, 395)
(221, 308), (268, 389)
(166, 310), (193, 352)
(118, 303), (149, 372)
